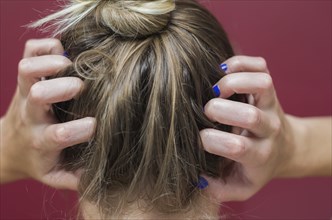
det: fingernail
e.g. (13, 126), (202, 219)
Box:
(197, 176), (209, 190)
(63, 51), (69, 58)
(220, 63), (228, 72)
(212, 85), (220, 97)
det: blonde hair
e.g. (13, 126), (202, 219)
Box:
(31, 0), (175, 37)
(32, 0), (243, 218)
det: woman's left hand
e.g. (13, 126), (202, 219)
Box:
(200, 55), (296, 202)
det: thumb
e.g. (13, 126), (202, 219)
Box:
(203, 175), (255, 202)
(41, 169), (82, 191)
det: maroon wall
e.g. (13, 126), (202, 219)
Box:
(1, 1), (331, 219)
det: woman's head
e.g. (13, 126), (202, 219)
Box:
(32, 0), (241, 218)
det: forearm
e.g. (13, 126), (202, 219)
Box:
(282, 115), (331, 177)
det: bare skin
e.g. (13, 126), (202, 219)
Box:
(200, 56), (331, 202)
(0, 38), (96, 190)
(0, 40), (331, 203)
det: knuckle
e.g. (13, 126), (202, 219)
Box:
(56, 56), (71, 67)
(246, 107), (261, 128)
(53, 127), (70, 148)
(28, 83), (44, 104)
(220, 75), (234, 94)
(261, 74), (274, 90)
(18, 58), (31, 76)
(256, 57), (268, 69)
(25, 39), (36, 51)
(271, 117), (282, 136)
(199, 129), (210, 145)
(221, 74), (232, 87)
(71, 77), (84, 91)
(48, 38), (62, 49)
(199, 129), (216, 154)
(204, 99), (218, 115)
(60, 78), (83, 100)
(48, 39), (65, 55)
(209, 98), (219, 110)
(230, 56), (243, 71)
(199, 129), (209, 140)
(63, 78), (84, 100)
(258, 145), (274, 164)
(31, 138), (42, 150)
(86, 117), (97, 131)
(231, 137), (246, 159)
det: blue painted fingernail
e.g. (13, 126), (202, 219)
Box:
(63, 51), (69, 58)
(220, 63), (228, 72)
(212, 85), (220, 97)
(197, 176), (209, 190)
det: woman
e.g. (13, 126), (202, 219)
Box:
(31, 0), (243, 218)
(1, 0), (330, 219)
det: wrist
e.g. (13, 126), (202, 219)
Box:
(0, 117), (28, 183)
(276, 115), (331, 178)
(275, 115), (309, 178)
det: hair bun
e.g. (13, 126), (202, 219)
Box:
(97, 0), (175, 38)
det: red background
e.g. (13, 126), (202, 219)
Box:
(0, 0), (331, 219)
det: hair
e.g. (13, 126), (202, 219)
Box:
(32, 0), (244, 218)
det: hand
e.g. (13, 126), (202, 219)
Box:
(0, 38), (96, 190)
(200, 56), (295, 202)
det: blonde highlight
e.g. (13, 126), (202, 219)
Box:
(33, 0), (245, 218)
(30, 0), (175, 37)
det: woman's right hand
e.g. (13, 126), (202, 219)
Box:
(0, 38), (96, 190)
(200, 55), (331, 202)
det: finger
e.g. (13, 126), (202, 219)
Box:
(204, 98), (272, 137)
(200, 128), (254, 163)
(42, 117), (96, 151)
(41, 169), (81, 191)
(213, 72), (276, 109)
(23, 38), (64, 58)
(18, 55), (72, 96)
(203, 175), (255, 202)
(222, 55), (269, 74)
(26, 77), (84, 120)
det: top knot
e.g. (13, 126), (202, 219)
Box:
(96, 0), (175, 38)
(29, 0), (175, 38)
